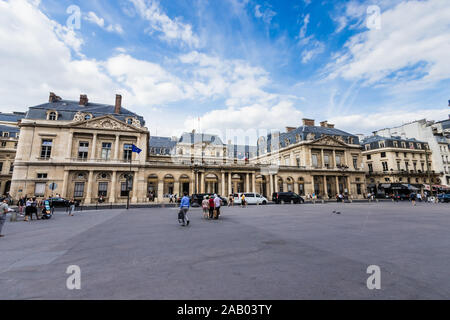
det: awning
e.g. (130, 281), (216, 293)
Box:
(391, 183), (408, 190)
(404, 184), (419, 191)
(379, 184), (391, 189)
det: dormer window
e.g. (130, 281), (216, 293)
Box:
(48, 111), (57, 121)
(84, 114), (92, 121)
(3, 132), (9, 137)
(127, 118), (133, 125)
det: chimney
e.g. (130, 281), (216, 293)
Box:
(327, 123), (335, 129)
(286, 127), (296, 133)
(115, 94), (122, 114)
(320, 121), (328, 128)
(49, 92), (61, 103)
(79, 94), (88, 106)
(302, 118), (315, 126)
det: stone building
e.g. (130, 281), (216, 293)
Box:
(361, 135), (440, 196)
(374, 115), (450, 187)
(253, 119), (367, 199)
(0, 112), (26, 196)
(10, 94), (369, 203)
(10, 93), (148, 204)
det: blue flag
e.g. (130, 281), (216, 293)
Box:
(132, 144), (142, 154)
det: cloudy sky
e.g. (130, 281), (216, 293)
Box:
(0, 0), (449, 138)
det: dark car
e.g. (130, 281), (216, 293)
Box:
(438, 193), (450, 203)
(272, 192), (305, 204)
(47, 198), (80, 207)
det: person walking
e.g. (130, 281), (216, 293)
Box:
(0, 198), (9, 238)
(30, 198), (40, 220)
(202, 196), (209, 219)
(228, 194), (234, 207)
(214, 195), (222, 220)
(68, 199), (76, 216)
(208, 196), (215, 219)
(410, 193), (417, 206)
(18, 197), (25, 215)
(241, 194), (246, 208)
(24, 198), (32, 222)
(179, 192), (190, 227)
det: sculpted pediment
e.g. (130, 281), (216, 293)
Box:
(310, 136), (348, 147)
(70, 115), (141, 132)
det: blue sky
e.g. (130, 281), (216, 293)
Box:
(0, 0), (449, 137)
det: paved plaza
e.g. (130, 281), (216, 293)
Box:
(0, 202), (449, 300)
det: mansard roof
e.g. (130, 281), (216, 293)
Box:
(25, 99), (145, 126)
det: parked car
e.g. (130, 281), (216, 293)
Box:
(47, 197), (80, 208)
(233, 193), (268, 205)
(437, 193), (450, 203)
(272, 192), (305, 204)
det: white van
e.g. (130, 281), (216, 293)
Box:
(234, 193), (268, 205)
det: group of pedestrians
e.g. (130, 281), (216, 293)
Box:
(201, 195), (222, 220)
(17, 196), (40, 221)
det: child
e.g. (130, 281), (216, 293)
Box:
(202, 196), (209, 219)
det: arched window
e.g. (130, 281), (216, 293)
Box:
(127, 118), (133, 125)
(84, 114), (92, 121)
(48, 112), (57, 121)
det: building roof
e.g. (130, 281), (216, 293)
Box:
(25, 99), (145, 126)
(178, 132), (224, 145)
(149, 136), (177, 149)
(361, 135), (426, 145)
(0, 112), (26, 123)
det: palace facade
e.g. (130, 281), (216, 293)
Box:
(8, 93), (446, 204)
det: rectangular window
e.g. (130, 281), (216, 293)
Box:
(1, 141), (6, 147)
(405, 162), (409, 171)
(78, 141), (89, 160)
(382, 162), (389, 171)
(366, 155), (371, 160)
(368, 163), (373, 172)
(101, 143), (112, 160)
(397, 162), (401, 171)
(353, 157), (358, 169)
(381, 152), (386, 158)
(74, 182), (85, 197)
(324, 155), (329, 167)
(9, 164), (13, 173)
(124, 144), (133, 161)
(312, 154), (318, 167)
(296, 158), (301, 167)
(0, 162), (3, 172)
(41, 139), (52, 159)
(98, 182), (108, 197)
(37, 173), (48, 179)
(336, 155), (341, 166)
(421, 163), (425, 172)
(357, 184), (362, 195)
(34, 182), (46, 197)
(121, 182), (129, 197)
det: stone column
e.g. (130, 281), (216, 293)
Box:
(61, 170), (69, 198)
(110, 171), (117, 203)
(157, 179), (164, 203)
(283, 182), (288, 192)
(346, 177), (351, 196)
(332, 150), (336, 169)
(228, 172), (232, 196)
(321, 149), (325, 168)
(269, 174), (274, 195)
(274, 175), (278, 193)
(323, 175), (328, 199)
(91, 133), (97, 160)
(66, 132), (73, 160)
(246, 173), (250, 192)
(174, 180), (180, 197)
(200, 172), (205, 194)
(336, 176), (340, 194)
(221, 172), (226, 196)
(114, 134), (120, 160)
(131, 172), (138, 203)
(294, 182), (299, 194)
(137, 170), (146, 202)
(85, 171), (94, 204)
(252, 173), (256, 193)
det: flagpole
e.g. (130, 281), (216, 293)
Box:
(127, 154), (131, 210)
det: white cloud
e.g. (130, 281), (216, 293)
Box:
(254, 4), (276, 24)
(85, 11), (124, 35)
(299, 14), (310, 39)
(129, 0), (199, 47)
(329, 108), (450, 134)
(328, 0), (450, 87)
